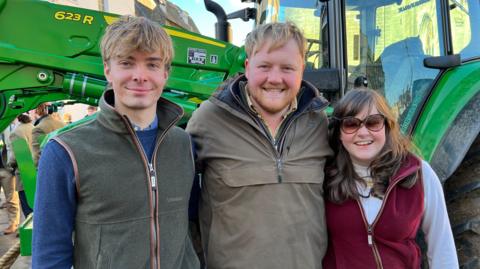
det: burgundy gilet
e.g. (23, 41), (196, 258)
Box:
(323, 155), (424, 269)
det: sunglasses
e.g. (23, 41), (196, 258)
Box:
(336, 114), (385, 134)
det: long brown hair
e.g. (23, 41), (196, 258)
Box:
(325, 89), (417, 203)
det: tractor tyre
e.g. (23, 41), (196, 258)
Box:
(444, 135), (480, 269)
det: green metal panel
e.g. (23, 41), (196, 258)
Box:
(0, 0), (245, 85)
(0, 0), (108, 76)
(11, 138), (37, 208)
(11, 137), (36, 257)
(19, 214), (33, 256)
(0, 88), (70, 133)
(0, 0), (245, 132)
(412, 60), (480, 161)
(0, 0), (249, 258)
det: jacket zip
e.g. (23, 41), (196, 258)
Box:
(275, 100), (329, 155)
(357, 199), (383, 269)
(228, 84), (329, 183)
(150, 116), (180, 268)
(356, 174), (410, 269)
(273, 101), (329, 183)
(121, 114), (180, 269)
(242, 105), (284, 182)
(148, 162), (158, 269)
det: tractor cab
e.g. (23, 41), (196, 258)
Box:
(253, 0), (480, 133)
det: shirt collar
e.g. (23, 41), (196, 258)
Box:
(352, 162), (372, 179)
(132, 114), (158, 131)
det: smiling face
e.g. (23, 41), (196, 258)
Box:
(244, 38), (305, 119)
(104, 50), (168, 117)
(340, 105), (386, 166)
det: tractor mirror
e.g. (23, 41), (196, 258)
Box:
(303, 68), (340, 94)
(424, 54), (461, 69)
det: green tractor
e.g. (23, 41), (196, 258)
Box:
(0, 0), (244, 256)
(205, 1), (480, 265)
(238, 0), (479, 267)
(0, 0), (479, 267)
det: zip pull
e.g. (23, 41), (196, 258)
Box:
(149, 163), (156, 190)
(367, 226), (373, 246)
(276, 158), (283, 183)
(151, 175), (156, 190)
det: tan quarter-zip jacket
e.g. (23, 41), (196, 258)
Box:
(187, 75), (333, 269)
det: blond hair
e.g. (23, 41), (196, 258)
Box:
(244, 22), (306, 59)
(100, 15), (174, 70)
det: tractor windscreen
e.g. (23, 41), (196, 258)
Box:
(255, 0), (329, 70)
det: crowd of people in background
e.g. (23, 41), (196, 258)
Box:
(0, 103), (95, 236)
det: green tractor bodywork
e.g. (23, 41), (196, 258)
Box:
(0, 0), (244, 255)
(2, 0), (480, 264)
(413, 60), (480, 165)
(11, 138), (36, 255)
(0, 0), (245, 129)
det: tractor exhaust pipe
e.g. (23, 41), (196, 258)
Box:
(204, 0), (230, 42)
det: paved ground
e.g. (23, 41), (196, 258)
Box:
(0, 196), (32, 268)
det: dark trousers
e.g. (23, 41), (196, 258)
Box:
(19, 190), (33, 217)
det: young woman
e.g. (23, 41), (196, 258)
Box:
(323, 89), (458, 268)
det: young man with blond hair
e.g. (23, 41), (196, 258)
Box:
(32, 16), (199, 269)
(187, 22), (332, 269)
